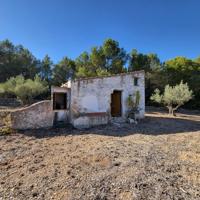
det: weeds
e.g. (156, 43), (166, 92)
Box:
(0, 114), (13, 135)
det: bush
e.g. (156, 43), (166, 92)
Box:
(0, 75), (48, 104)
(151, 81), (193, 115)
(126, 90), (141, 120)
(0, 114), (13, 135)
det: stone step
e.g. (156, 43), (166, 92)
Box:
(110, 117), (126, 124)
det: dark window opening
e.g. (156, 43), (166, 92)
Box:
(134, 77), (139, 86)
(53, 93), (67, 110)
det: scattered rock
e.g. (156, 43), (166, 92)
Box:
(0, 110), (200, 199)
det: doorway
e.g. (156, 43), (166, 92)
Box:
(111, 90), (122, 117)
(53, 93), (67, 110)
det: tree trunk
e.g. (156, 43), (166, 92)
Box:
(172, 105), (181, 116)
(168, 106), (173, 115)
(171, 109), (175, 116)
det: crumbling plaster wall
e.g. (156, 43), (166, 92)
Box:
(51, 86), (71, 122)
(10, 100), (54, 129)
(70, 71), (145, 124)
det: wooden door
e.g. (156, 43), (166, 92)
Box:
(111, 91), (122, 117)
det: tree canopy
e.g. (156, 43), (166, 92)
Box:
(0, 39), (40, 82)
(0, 38), (199, 109)
(52, 57), (76, 86)
(128, 49), (161, 72)
(151, 81), (193, 115)
(40, 55), (53, 83)
(75, 39), (127, 78)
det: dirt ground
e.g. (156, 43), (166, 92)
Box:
(0, 110), (200, 200)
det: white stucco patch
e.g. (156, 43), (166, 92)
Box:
(81, 95), (99, 112)
(57, 110), (68, 121)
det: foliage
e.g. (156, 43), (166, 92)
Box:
(40, 55), (53, 83)
(135, 90), (141, 107)
(102, 39), (128, 74)
(0, 75), (48, 104)
(165, 57), (199, 71)
(75, 51), (95, 78)
(126, 91), (141, 119)
(0, 39), (199, 109)
(0, 114), (13, 135)
(75, 39), (127, 78)
(163, 56), (200, 109)
(151, 81), (193, 115)
(0, 39), (40, 83)
(52, 57), (76, 86)
(145, 71), (168, 104)
(127, 91), (141, 109)
(128, 49), (161, 72)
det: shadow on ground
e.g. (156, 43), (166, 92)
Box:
(19, 112), (200, 138)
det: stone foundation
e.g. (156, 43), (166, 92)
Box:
(73, 112), (109, 129)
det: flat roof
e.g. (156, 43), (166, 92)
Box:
(73, 70), (144, 82)
(51, 86), (70, 90)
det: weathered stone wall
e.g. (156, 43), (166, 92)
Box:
(51, 86), (71, 122)
(10, 100), (54, 129)
(70, 71), (145, 127)
(73, 113), (109, 129)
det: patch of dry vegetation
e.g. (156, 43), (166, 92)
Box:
(0, 113), (13, 135)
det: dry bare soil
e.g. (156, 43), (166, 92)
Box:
(0, 110), (200, 200)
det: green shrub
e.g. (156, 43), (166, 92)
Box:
(0, 75), (48, 104)
(127, 90), (141, 109)
(126, 90), (141, 120)
(151, 81), (193, 115)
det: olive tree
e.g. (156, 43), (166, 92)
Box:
(150, 81), (193, 116)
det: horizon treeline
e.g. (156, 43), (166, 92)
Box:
(0, 38), (199, 108)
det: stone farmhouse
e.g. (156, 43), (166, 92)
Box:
(10, 70), (145, 129)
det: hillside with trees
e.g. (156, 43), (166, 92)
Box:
(0, 39), (199, 108)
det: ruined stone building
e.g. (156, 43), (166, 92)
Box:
(10, 70), (145, 129)
(52, 70), (145, 129)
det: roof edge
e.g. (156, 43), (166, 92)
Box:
(73, 70), (145, 82)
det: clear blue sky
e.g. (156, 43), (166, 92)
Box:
(0, 0), (200, 63)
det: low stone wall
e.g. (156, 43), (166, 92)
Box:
(73, 112), (109, 129)
(10, 100), (54, 130)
